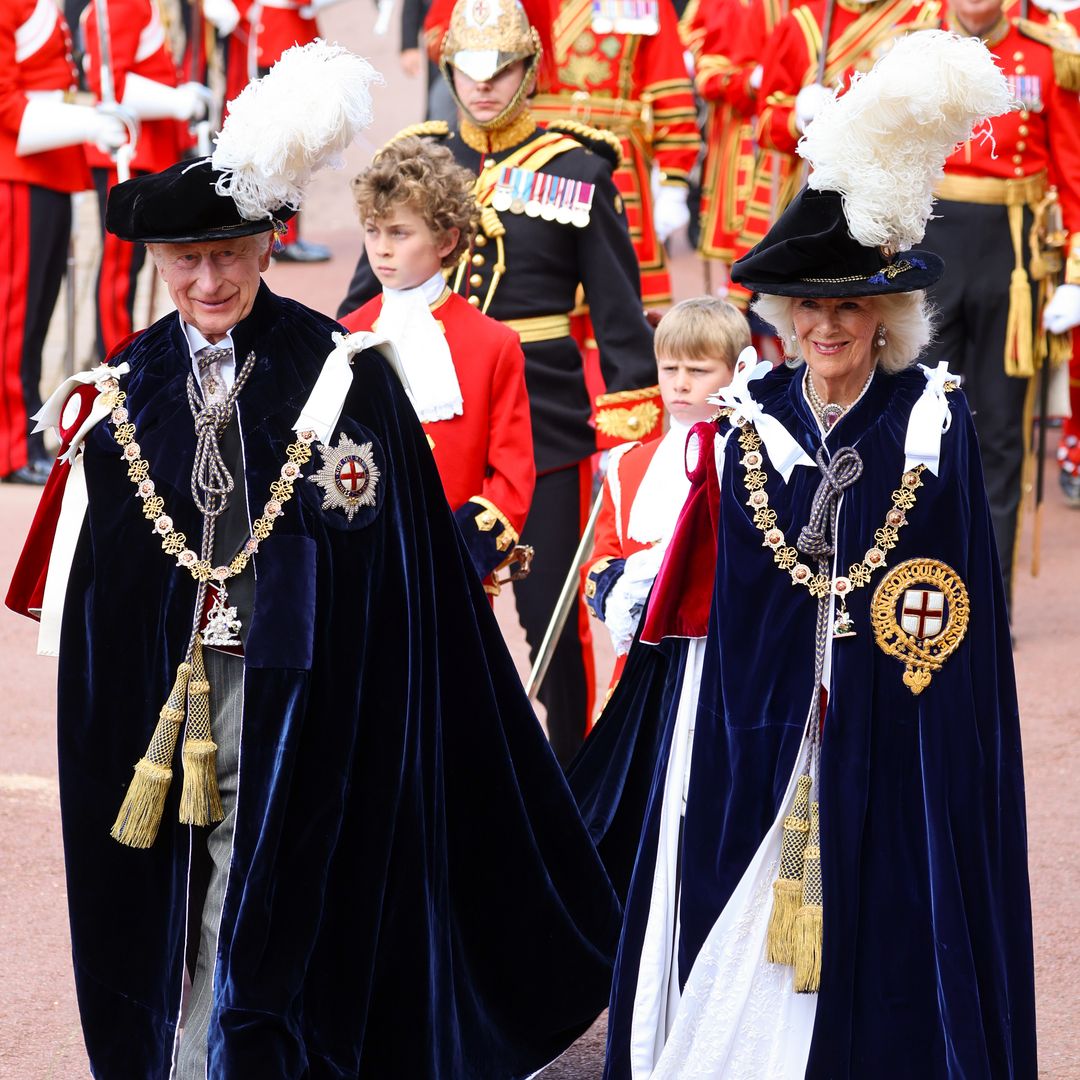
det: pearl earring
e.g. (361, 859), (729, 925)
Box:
(875, 324), (887, 348)
(790, 332), (798, 341)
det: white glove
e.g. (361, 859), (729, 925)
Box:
(795, 82), (832, 132)
(652, 183), (691, 243)
(299, 0), (347, 17)
(749, 64), (763, 91)
(603, 544), (666, 655)
(202, 0), (241, 35)
(16, 98), (126, 155)
(1043, 283), (1080, 334)
(122, 74), (209, 121)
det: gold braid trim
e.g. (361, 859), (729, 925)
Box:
(595, 384), (661, 407)
(380, 120), (450, 151)
(544, 119), (625, 169)
(469, 496), (518, 552)
(595, 385), (663, 442)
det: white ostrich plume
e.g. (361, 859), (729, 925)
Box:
(212, 40), (383, 222)
(798, 30), (1014, 252)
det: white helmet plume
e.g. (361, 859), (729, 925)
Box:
(798, 30), (1014, 252)
(212, 40), (383, 222)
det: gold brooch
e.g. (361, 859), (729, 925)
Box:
(870, 558), (970, 694)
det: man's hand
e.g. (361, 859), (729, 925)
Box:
(795, 83), (832, 132)
(176, 82), (214, 122)
(653, 184), (690, 243)
(90, 109), (129, 154)
(400, 48), (423, 78)
(202, 0), (241, 35)
(1043, 284), (1080, 334)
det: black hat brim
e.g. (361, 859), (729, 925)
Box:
(106, 158), (296, 244)
(734, 249), (944, 298)
(731, 188), (945, 297)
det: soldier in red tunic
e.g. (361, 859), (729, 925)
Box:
(82, 0), (209, 357)
(918, 0), (1080, 596)
(340, 136), (536, 595)
(0, 0), (123, 483)
(530, 0), (700, 307)
(585, 297), (747, 708)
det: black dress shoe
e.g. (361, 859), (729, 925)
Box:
(4, 464), (48, 485)
(274, 239), (332, 263)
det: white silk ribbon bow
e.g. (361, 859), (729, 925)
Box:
(32, 361), (131, 463)
(293, 331), (407, 446)
(904, 361), (960, 476)
(709, 346), (816, 482)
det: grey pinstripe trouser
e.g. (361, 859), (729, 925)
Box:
(174, 648), (243, 1080)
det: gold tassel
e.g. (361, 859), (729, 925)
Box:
(1004, 204), (1036, 378)
(793, 802), (824, 994)
(111, 661), (192, 848)
(179, 637), (224, 827)
(765, 773), (812, 965)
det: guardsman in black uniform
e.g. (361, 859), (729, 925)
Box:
(340, 0), (661, 765)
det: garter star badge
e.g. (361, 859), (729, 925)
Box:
(871, 558), (970, 695)
(308, 434), (380, 522)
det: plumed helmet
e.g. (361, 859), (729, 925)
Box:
(441, 0), (542, 82)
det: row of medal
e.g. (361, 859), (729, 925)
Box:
(491, 166), (596, 227)
(592, 0), (660, 35)
(1007, 73), (1043, 112)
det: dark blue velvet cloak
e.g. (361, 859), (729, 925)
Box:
(579, 365), (1037, 1079)
(56, 285), (622, 1079)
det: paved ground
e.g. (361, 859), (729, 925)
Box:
(3, 2), (1079, 1077)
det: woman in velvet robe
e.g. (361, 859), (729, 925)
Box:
(577, 34), (1036, 1079)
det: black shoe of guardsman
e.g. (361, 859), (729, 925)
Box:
(275, 239), (332, 263)
(3, 463), (48, 485)
(1060, 467), (1080, 508)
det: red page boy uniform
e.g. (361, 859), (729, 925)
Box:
(342, 271), (536, 593)
(584, 417), (692, 702)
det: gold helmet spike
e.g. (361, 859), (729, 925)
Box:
(441, 0), (542, 83)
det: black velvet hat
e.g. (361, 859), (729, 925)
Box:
(730, 187), (944, 298)
(105, 158), (296, 244)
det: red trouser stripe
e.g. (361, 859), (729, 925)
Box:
(0, 181), (31, 475)
(99, 172), (137, 354)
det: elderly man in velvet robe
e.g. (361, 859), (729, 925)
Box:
(6, 44), (620, 1080)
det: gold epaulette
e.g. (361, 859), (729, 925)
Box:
(1017, 18), (1080, 90)
(544, 120), (624, 170)
(381, 120), (451, 151)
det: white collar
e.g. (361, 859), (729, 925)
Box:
(626, 417), (693, 546)
(181, 318), (238, 387)
(378, 271), (462, 423)
(383, 270), (448, 308)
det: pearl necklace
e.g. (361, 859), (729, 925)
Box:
(803, 366), (875, 431)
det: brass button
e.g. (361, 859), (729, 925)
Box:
(471, 253), (485, 266)
(1015, 64), (1026, 75)
(468, 295), (481, 307)
(469, 273), (483, 287)
(1012, 153), (1023, 164)
(1014, 166), (1024, 176)
(1013, 51), (1024, 61)
(483, 158), (497, 170)
(1019, 124), (1029, 135)
(626, 415), (639, 429)
(475, 234), (487, 247)
(1020, 109), (1030, 120)
(1017, 140), (1026, 151)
